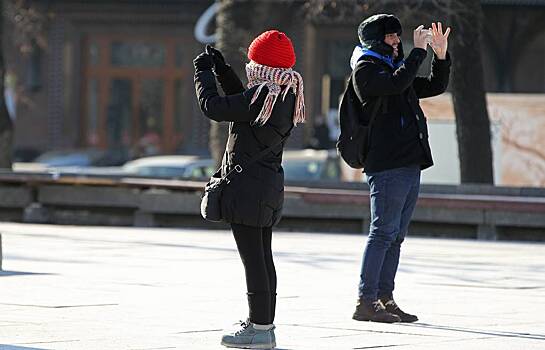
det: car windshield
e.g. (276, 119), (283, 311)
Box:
(134, 166), (188, 178)
(34, 152), (96, 167)
(283, 159), (323, 181)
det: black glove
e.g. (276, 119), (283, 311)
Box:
(193, 51), (213, 72)
(206, 45), (229, 75)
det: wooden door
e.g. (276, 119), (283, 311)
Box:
(82, 34), (188, 156)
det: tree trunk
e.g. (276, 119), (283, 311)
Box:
(0, 0), (14, 169)
(212, 0), (255, 167)
(208, 0), (228, 167)
(449, 0), (494, 184)
(211, 0), (297, 167)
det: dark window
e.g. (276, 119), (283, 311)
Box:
(111, 42), (166, 67)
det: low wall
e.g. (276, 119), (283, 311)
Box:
(0, 172), (544, 241)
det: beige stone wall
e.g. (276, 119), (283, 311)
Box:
(420, 93), (545, 187)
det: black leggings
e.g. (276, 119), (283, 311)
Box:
(231, 223), (277, 325)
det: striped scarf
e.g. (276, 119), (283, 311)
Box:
(245, 60), (305, 126)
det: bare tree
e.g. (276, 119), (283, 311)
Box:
(0, 1), (14, 168)
(483, 6), (545, 92)
(0, 0), (48, 168)
(448, 0), (494, 183)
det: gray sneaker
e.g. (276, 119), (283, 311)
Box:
(221, 319), (276, 349)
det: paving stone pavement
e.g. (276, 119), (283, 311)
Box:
(0, 223), (544, 350)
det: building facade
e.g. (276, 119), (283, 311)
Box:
(7, 0), (545, 160)
(9, 0), (213, 160)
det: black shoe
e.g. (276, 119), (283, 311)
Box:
(352, 298), (401, 323)
(379, 298), (418, 323)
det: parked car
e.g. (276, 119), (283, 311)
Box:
(282, 149), (342, 181)
(12, 148), (129, 174)
(33, 148), (128, 167)
(121, 155), (215, 180)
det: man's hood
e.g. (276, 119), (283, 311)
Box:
(350, 45), (365, 70)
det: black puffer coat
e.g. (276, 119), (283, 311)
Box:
(195, 66), (294, 228)
(353, 49), (451, 173)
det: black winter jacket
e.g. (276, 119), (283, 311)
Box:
(195, 66), (294, 227)
(353, 48), (451, 173)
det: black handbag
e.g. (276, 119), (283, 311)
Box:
(199, 170), (226, 222)
(200, 132), (290, 222)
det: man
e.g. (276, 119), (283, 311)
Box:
(351, 14), (451, 323)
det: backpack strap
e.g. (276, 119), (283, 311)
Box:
(367, 96), (383, 130)
(349, 71), (382, 149)
(349, 72), (382, 131)
(350, 60), (384, 126)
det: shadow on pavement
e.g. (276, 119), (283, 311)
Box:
(0, 345), (51, 350)
(0, 271), (52, 277)
(402, 322), (545, 341)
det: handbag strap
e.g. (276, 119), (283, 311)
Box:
(222, 127), (292, 181)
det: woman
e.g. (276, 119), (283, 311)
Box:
(193, 30), (305, 349)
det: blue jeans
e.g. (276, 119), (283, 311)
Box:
(358, 166), (421, 300)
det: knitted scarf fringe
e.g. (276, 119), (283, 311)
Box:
(245, 61), (305, 126)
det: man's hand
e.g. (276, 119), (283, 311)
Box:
(413, 25), (429, 50)
(429, 22), (451, 60)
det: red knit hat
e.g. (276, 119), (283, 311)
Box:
(247, 30), (296, 68)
